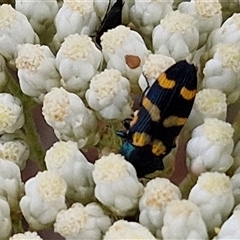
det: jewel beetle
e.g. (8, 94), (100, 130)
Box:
(117, 60), (197, 177)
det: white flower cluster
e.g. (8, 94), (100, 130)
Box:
(42, 87), (99, 148)
(45, 141), (95, 204)
(16, 43), (61, 102)
(1, 0), (240, 239)
(92, 153), (144, 216)
(56, 34), (103, 97)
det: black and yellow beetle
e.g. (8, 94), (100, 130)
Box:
(117, 60), (197, 177)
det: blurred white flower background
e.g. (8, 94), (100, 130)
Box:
(1, 0), (240, 239)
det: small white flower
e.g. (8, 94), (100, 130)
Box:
(213, 210), (240, 240)
(138, 54), (175, 92)
(206, 13), (240, 56)
(187, 89), (227, 130)
(103, 220), (156, 240)
(56, 34), (103, 97)
(0, 198), (12, 239)
(186, 118), (234, 176)
(130, 0), (173, 45)
(10, 231), (42, 240)
(0, 54), (7, 90)
(0, 158), (24, 211)
(162, 199), (208, 240)
(189, 172), (234, 233)
(42, 87), (99, 148)
(15, 0), (58, 39)
(0, 93), (24, 134)
(202, 43), (240, 104)
(45, 141), (95, 204)
(54, 202), (111, 240)
(101, 25), (149, 91)
(20, 170), (67, 230)
(85, 69), (132, 120)
(0, 134), (29, 170)
(139, 178), (181, 238)
(0, 4), (39, 64)
(92, 153), (144, 217)
(178, 0), (222, 48)
(152, 10), (199, 61)
(16, 43), (61, 103)
(53, 0), (98, 50)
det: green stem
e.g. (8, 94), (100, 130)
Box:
(6, 67), (46, 171)
(11, 211), (24, 234)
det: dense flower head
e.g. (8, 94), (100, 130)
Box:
(160, 10), (195, 33)
(45, 141), (95, 204)
(194, 89), (227, 117)
(36, 171), (67, 200)
(162, 199), (208, 239)
(0, 4), (39, 63)
(86, 68), (132, 120)
(202, 118), (233, 146)
(0, 93), (24, 134)
(189, 172), (234, 233)
(42, 87), (99, 148)
(215, 43), (240, 72)
(101, 25), (131, 53)
(195, 0), (222, 18)
(61, 34), (95, 60)
(16, 44), (44, 72)
(187, 88), (227, 131)
(20, 170), (67, 230)
(103, 220), (156, 240)
(0, 134), (29, 170)
(2, 0), (240, 238)
(187, 118), (234, 175)
(53, 0), (98, 49)
(0, 4), (16, 29)
(56, 33), (102, 96)
(93, 153), (144, 216)
(64, 0), (94, 16)
(93, 153), (132, 182)
(16, 43), (61, 102)
(153, 10), (199, 61)
(139, 178), (181, 238)
(54, 202), (111, 239)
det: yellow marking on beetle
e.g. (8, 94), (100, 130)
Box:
(180, 87), (196, 100)
(132, 132), (151, 147)
(158, 73), (176, 89)
(142, 97), (161, 122)
(152, 140), (166, 156)
(163, 116), (187, 127)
